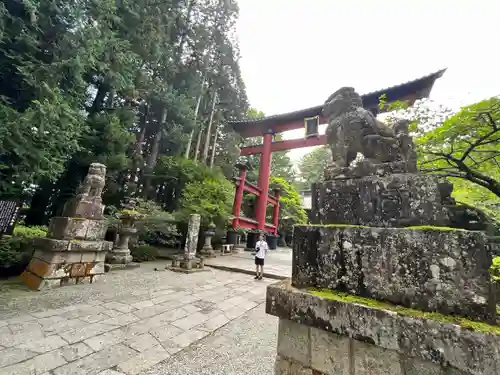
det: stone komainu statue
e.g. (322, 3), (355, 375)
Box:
(80, 163), (107, 199)
(323, 87), (417, 175)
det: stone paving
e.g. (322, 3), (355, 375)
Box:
(0, 261), (275, 375)
(205, 247), (292, 279)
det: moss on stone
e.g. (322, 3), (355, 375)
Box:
(309, 289), (500, 335)
(406, 225), (466, 232)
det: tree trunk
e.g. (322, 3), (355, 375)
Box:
(209, 123), (219, 168)
(129, 104), (149, 192)
(184, 83), (204, 158)
(202, 91), (217, 164)
(143, 109), (167, 198)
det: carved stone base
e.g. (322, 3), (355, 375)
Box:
(292, 225), (496, 322)
(199, 248), (216, 258)
(20, 216), (112, 291)
(312, 173), (449, 227)
(166, 256), (207, 274)
(106, 248), (133, 264)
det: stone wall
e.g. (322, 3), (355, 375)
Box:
(275, 319), (446, 375)
(267, 280), (500, 375)
(292, 225), (496, 322)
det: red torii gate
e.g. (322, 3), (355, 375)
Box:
(229, 69), (446, 241)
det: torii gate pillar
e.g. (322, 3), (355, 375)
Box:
(255, 131), (273, 231)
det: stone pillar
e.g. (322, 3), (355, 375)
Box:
(184, 214), (200, 261)
(20, 163), (113, 290)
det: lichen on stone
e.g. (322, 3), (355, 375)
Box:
(309, 288), (500, 335)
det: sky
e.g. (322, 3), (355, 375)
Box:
(235, 0), (500, 162)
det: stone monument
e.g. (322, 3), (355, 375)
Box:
(106, 198), (141, 268)
(167, 214), (206, 273)
(266, 88), (500, 375)
(21, 163), (113, 291)
(199, 222), (216, 257)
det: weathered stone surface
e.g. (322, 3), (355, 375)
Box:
(402, 357), (445, 375)
(277, 319), (311, 367)
(184, 214), (201, 260)
(311, 174), (448, 227)
(48, 217), (90, 240)
(266, 280), (500, 375)
(310, 327), (349, 375)
(353, 340), (402, 375)
(292, 225), (495, 321)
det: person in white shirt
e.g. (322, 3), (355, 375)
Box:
(254, 234), (268, 280)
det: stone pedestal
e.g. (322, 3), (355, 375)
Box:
(21, 163), (113, 290)
(267, 280), (500, 375)
(166, 214), (207, 274)
(107, 226), (136, 265)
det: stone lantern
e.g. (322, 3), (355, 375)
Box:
(107, 199), (143, 265)
(200, 222), (216, 257)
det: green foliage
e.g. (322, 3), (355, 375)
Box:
(418, 98), (500, 197)
(0, 225), (47, 271)
(133, 199), (180, 248)
(378, 95), (411, 112)
(297, 146), (330, 190)
(269, 177), (307, 233)
(13, 225), (48, 238)
(179, 178), (234, 227)
(130, 245), (158, 262)
(489, 257), (500, 283)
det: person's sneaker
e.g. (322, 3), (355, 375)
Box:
(258, 276), (263, 280)
(254, 275), (259, 279)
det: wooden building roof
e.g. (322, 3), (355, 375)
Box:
(230, 69), (446, 137)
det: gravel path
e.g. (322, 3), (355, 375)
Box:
(145, 302), (278, 375)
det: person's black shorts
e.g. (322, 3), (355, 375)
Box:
(255, 257), (264, 266)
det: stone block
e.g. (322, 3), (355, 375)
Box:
(95, 252), (106, 262)
(34, 238), (72, 252)
(69, 240), (104, 252)
(20, 271), (57, 291)
(265, 280), (500, 375)
(86, 262), (105, 275)
(277, 319), (311, 367)
(402, 357), (445, 375)
(353, 340), (402, 375)
(81, 252), (97, 262)
(310, 327), (350, 375)
(70, 263), (87, 277)
(292, 226), (495, 322)
(48, 217), (90, 240)
(311, 174), (448, 227)
(85, 219), (108, 240)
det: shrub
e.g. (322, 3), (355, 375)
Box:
(0, 236), (34, 274)
(130, 245), (158, 262)
(13, 225), (47, 238)
(0, 226), (48, 276)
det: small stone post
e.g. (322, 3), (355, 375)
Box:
(166, 214), (206, 273)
